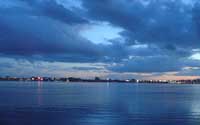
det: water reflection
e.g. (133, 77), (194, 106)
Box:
(0, 82), (200, 125)
(37, 81), (43, 106)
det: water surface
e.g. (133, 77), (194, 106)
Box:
(0, 82), (200, 125)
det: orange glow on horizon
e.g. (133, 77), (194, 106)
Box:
(147, 75), (200, 81)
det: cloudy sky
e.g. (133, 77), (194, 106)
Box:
(0, 0), (200, 80)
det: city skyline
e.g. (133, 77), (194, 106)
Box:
(1, 0), (200, 80)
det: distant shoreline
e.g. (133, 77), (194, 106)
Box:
(0, 76), (200, 84)
(0, 80), (200, 85)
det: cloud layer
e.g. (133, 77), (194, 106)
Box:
(0, 0), (200, 79)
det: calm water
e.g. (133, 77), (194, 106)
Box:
(0, 82), (200, 125)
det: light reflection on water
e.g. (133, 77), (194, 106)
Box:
(37, 81), (43, 106)
(0, 82), (200, 125)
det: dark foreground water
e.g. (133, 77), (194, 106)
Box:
(0, 82), (200, 125)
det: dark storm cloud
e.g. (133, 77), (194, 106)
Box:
(80, 0), (200, 73)
(0, 15), (101, 58)
(108, 56), (200, 73)
(1, 0), (200, 75)
(108, 56), (183, 73)
(0, 0), (106, 62)
(81, 0), (200, 50)
(20, 0), (88, 24)
(72, 66), (103, 71)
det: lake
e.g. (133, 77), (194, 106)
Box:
(0, 82), (200, 125)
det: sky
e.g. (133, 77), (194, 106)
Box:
(0, 0), (200, 80)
